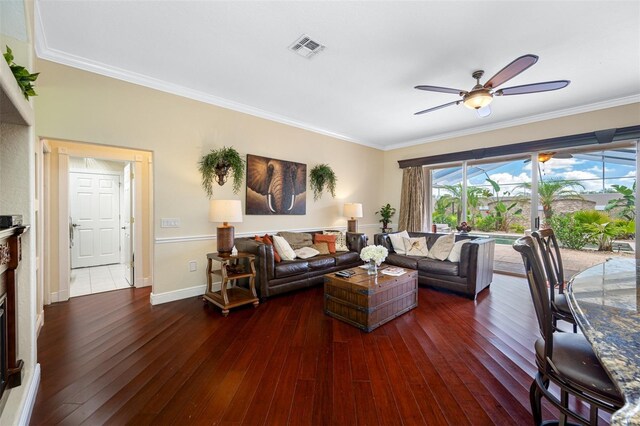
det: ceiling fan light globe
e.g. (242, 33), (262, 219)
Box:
(463, 90), (493, 110)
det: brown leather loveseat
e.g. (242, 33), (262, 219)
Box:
(235, 231), (367, 299)
(374, 231), (495, 300)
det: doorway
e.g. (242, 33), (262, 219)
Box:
(43, 139), (153, 304)
(68, 158), (134, 297)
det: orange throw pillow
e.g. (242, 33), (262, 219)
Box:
(314, 234), (336, 253)
(261, 234), (281, 263)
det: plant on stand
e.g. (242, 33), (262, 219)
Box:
(199, 146), (245, 196)
(375, 203), (396, 232)
(360, 245), (388, 276)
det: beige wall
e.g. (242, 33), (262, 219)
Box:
(45, 139), (153, 295)
(383, 103), (640, 221)
(35, 60), (384, 296)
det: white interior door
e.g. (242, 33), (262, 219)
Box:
(122, 163), (133, 284)
(70, 172), (121, 268)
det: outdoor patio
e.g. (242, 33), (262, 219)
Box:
(493, 241), (636, 278)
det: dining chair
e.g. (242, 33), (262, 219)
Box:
(513, 236), (624, 425)
(532, 228), (578, 333)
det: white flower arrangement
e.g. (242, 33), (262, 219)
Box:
(360, 245), (388, 266)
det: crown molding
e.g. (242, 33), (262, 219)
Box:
(384, 95), (640, 151)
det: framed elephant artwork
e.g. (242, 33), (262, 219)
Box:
(246, 154), (307, 215)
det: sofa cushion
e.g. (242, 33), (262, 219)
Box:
(389, 230), (410, 254)
(385, 253), (419, 269)
(418, 258), (459, 276)
(333, 251), (360, 266)
(427, 233), (456, 260)
(307, 256), (336, 270)
(447, 240), (470, 262)
(311, 242), (330, 255)
(278, 232), (313, 250)
(314, 234), (337, 253)
(275, 260), (309, 278)
(272, 235), (297, 261)
(403, 237), (429, 256)
(255, 234), (281, 263)
(323, 231), (349, 252)
(294, 246), (320, 259)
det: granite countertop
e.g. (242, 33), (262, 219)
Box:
(567, 257), (640, 426)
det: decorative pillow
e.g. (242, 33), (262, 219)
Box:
(323, 231), (349, 252)
(447, 239), (470, 262)
(403, 237), (429, 256)
(427, 233), (456, 261)
(261, 234), (281, 263)
(294, 246), (320, 259)
(314, 234), (337, 253)
(272, 235), (297, 261)
(311, 242), (330, 255)
(278, 232), (313, 250)
(388, 230), (410, 254)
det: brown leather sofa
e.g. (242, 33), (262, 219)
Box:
(235, 231), (367, 299)
(374, 231), (495, 300)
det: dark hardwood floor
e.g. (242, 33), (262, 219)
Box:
(31, 274), (607, 425)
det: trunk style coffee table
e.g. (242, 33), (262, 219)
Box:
(324, 265), (418, 332)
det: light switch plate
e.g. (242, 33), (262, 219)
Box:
(161, 218), (180, 228)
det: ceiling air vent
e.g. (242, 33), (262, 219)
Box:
(289, 34), (325, 59)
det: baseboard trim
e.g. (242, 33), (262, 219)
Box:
(18, 363), (40, 426)
(150, 284), (205, 305)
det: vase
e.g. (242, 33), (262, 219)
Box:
(367, 260), (378, 275)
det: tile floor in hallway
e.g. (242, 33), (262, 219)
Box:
(70, 263), (132, 297)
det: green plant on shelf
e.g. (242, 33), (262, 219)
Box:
(3, 46), (39, 99)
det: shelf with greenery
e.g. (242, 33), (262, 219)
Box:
(309, 164), (337, 201)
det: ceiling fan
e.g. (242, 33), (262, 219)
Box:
(414, 54), (570, 118)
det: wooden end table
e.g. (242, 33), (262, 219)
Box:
(204, 252), (259, 316)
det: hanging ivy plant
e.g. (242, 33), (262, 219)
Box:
(309, 164), (337, 201)
(199, 146), (245, 197)
(3, 46), (39, 99)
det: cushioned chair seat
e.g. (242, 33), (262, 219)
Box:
(535, 333), (624, 403)
(333, 251), (360, 266)
(275, 260), (309, 278)
(552, 293), (573, 316)
(385, 253), (419, 269)
(417, 258), (459, 276)
(307, 256), (335, 270)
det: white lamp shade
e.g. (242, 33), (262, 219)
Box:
(344, 203), (363, 218)
(209, 199), (243, 223)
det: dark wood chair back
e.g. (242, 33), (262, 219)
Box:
(532, 228), (565, 299)
(513, 236), (554, 368)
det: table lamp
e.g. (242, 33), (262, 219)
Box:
(209, 199), (243, 255)
(344, 202), (363, 232)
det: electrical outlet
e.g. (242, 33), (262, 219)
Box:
(161, 218), (180, 228)
(188, 261), (197, 272)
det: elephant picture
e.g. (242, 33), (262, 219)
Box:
(246, 154), (307, 215)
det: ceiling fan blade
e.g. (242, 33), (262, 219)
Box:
(414, 100), (461, 115)
(414, 85), (465, 95)
(483, 54), (539, 89)
(495, 80), (570, 96)
(476, 105), (491, 118)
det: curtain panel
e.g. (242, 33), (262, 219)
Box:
(398, 166), (425, 232)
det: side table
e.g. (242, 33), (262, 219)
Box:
(204, 252), (259, 316)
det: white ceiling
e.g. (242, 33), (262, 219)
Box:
(34, 1), (640, 150)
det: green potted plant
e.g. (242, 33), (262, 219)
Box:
(309, 164), (337, 201)
(376, 203), (396, 232)
(199, 146), (245, 197)
(3, 46), (39, 99)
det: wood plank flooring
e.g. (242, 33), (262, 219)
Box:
(31, 274), (609, 425)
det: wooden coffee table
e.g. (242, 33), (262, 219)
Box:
(324, 265), (418, 332)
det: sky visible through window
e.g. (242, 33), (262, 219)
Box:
(433, 148), (636, 195)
